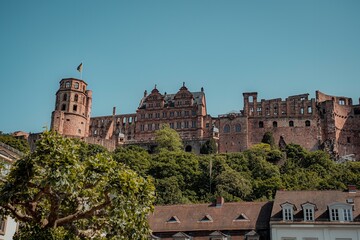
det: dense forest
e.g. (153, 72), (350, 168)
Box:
(2, 128), (360, 205)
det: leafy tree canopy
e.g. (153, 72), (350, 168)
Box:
(0, 134), (30, 153)
(154, 124), (183, 152)
(0, 131), (155, 240)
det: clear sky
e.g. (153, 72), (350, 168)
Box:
(1, 0), (360, 134)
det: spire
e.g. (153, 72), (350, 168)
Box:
(144, 90), (148, 97)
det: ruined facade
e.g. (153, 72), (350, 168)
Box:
(50, 78), (360, 160)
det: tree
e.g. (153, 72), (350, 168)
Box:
(154, 124), (183, 152)
(113, 145), (151, 177)
(261, 131), (275, 148)
(200, 139), (217, 154)
(0, 134), (30, 153)
(0, 131), (155, 239)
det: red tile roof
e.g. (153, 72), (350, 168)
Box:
(271, 190), (360, 223)
(149, 201), (272, 232)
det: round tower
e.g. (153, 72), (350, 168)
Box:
(51, 78), (92, 138)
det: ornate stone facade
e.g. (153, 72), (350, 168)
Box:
(50, 78), (360, 160)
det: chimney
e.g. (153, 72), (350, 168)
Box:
(348, 185), (357, 193)
(112, 107), (116, 116)
(216, 196), (224, 207)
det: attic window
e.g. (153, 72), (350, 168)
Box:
(234, 213), (249, 221)
(166, 216), (180, 223)
(199, 214), (213, 222)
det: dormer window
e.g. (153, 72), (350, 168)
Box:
(166, 216), (180, 223)
(199, 214), (213, 222)
(328, 203), (353, 222)
(281, 202), (295, 221)
(209, 231), (230, 240)
(301, 202), (316, 221)
(172, 232), (191, 240)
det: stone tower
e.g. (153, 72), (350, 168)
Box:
(51, 78), (92, 138)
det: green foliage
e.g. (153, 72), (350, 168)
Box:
(0, 134), (30, 153)
(113, 145), (151, 177)
(0, 131), (155, 239)
(200, 139), (217, 154)
(261, 131), (275, 148)
(154, 124), (183, 152)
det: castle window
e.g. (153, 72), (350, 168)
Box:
(273, 121), (278, 128)
(63, 94), (67, 101)
(339, 99), (345, 105)
(289, 121), (294, 127)
(192, 121), (197, 128)
(148, 113), (153, 119)
(170, 123), (174, 129)
(300, 108), (304, 114)
(156, 102), (160, 107)
(78, 129), (81, 134)
(176, 122), (181, 129)
(192, 110), (197, 116)
(61, 104), (66, 111)
(155, 113), (160, 118)
(73, 105), (77, 112)
(170, 112), (174, 117)
(308, 106), (312, 114)
(305, 120), (311, 127)
(65, 81), (71, 88)
(162, 112), (167, 118)
(206, 123), (210, 128)
(83, 97), (85, 104)
(259, 121), (264, 128)
(83, 86), (85, 92)
(184, 121), (189, 128)
(74, 82), (79, 89)
(155, 123), (160, 130)
(147, 124), (152, 131)
(235, 124), (241, 132)
(177, 111), (181, 117)
(274, 106), (278, 115)
(347, 137), (351, 143)
(140, 125), (145, 131)
(74, 94), (78, 102)
(185, 111), (189, 116)
(224, 124), (230, 133)
(265, 108), (269, 116)
(141, 114), (145, 119)
(257, 107), (262, 115)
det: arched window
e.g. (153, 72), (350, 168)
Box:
(224, 124), (230, 133)
(289, 121), (294, 127)
(259, 121), (264, 128)
(61, 104), (66, 111)
(63, 94), (67, 101)
(74, 82), (79, 89)
(65, 81), (71, 88)
(235, 124), (241, 132)
(73, 105), (77, 112)
(273, 121), (278, 128)
(74, 94), (78, 102)
(305, 120), (311, 127)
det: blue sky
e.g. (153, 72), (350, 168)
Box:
(1, 0), (360, 133)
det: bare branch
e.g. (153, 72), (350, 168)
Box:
(4, 203), (32, 222)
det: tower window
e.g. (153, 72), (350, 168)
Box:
(61, 104), (66, 111)
(73, 105), (77, 112)
(259, 121), (264, 128)
(224, 124), (230, 133)
(273, 121), (278, 128)
(74, 82), (79, 89)
(74, 94), (78, 102)
(235, 124), (241, 132)
(308, 106), (312, 113)
(63, 94), (67, 101)
(305, 120), (311, 127)
(65, 81), (71, 88)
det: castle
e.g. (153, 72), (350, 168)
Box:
(50, 78), (360, 160)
